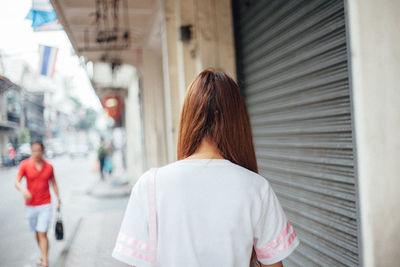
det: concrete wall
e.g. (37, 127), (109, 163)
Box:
(136, 0), (237, 169)
(140, 48), (169, 169)
(161, 0), (237, 161)
(0, 132), (7, 157)
(346, 0), (400, 266)
(124, 70), (146, 183)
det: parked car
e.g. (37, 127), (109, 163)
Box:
(69, 144), (89, 158)
(45, 146), (55, 159)
(53, 142), (66, 156)
(17, 143), (31, 162)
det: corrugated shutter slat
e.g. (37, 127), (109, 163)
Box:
(233, 0), (358, 266)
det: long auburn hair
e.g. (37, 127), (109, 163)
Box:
(177, 69), (258, 174)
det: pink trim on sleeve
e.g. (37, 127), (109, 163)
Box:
(255, 220), (292, 254)
(114, 243), (152, 262)
(148, 168), (158, 267)
(117, 232), (150, 251)
(257, 230), (297, 259)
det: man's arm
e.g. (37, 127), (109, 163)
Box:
(15, 176), (32, 201)
(50, 177), (61, 210)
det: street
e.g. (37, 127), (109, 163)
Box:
(0, 154), (130, 267)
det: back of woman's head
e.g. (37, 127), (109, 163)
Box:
(177, 69), (258, 173)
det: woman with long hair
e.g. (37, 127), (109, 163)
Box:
(112, 69), (299, 267)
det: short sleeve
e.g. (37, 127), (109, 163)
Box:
(112, 170), (153, 266)
(17, 161), (26, 178)
(49, 165), (55, 180)
(253, 182), (300, 265)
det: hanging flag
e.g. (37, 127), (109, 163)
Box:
(25, 0), (62, 31)
(39, 45), (59, 77)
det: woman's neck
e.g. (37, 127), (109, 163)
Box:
(186, 138), (224, 159)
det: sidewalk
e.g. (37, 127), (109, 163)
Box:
(90, 176), (132, 198)
(60, 211), (127, 267)
(91, 150), (132, 198)
(56, 151), (133, 267)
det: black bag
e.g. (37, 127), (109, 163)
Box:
(55, 208), (64, 240)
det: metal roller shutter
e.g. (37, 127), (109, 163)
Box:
(232, 0), (358, 266)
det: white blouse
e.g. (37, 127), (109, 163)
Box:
(112, 158), (299, 266)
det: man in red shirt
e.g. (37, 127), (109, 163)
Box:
(15, 141), (61, 267)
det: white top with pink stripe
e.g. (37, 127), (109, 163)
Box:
(112, 158), (299, 267)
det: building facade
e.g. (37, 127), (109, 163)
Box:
(0, 76), (22, 163)
(52, 0), (400, 265)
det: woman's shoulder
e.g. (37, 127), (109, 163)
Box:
(131, 168), (156, 188)
(225, 161), (272, 192)
(157, 159), (271, 190)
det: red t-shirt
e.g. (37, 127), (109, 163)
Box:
(18, 158), (55, 206)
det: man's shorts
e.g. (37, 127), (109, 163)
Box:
(24, 204), (52, 232)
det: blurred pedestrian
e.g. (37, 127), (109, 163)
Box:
(97, 140), (106, 180)
(7, 143), (16, 166)
(112, 70), (299, 267)
(14, 141), (61, 267)
(104, 155), (113, 175)
(104, 140), (114, 176)
(121, 139), (127, 170)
